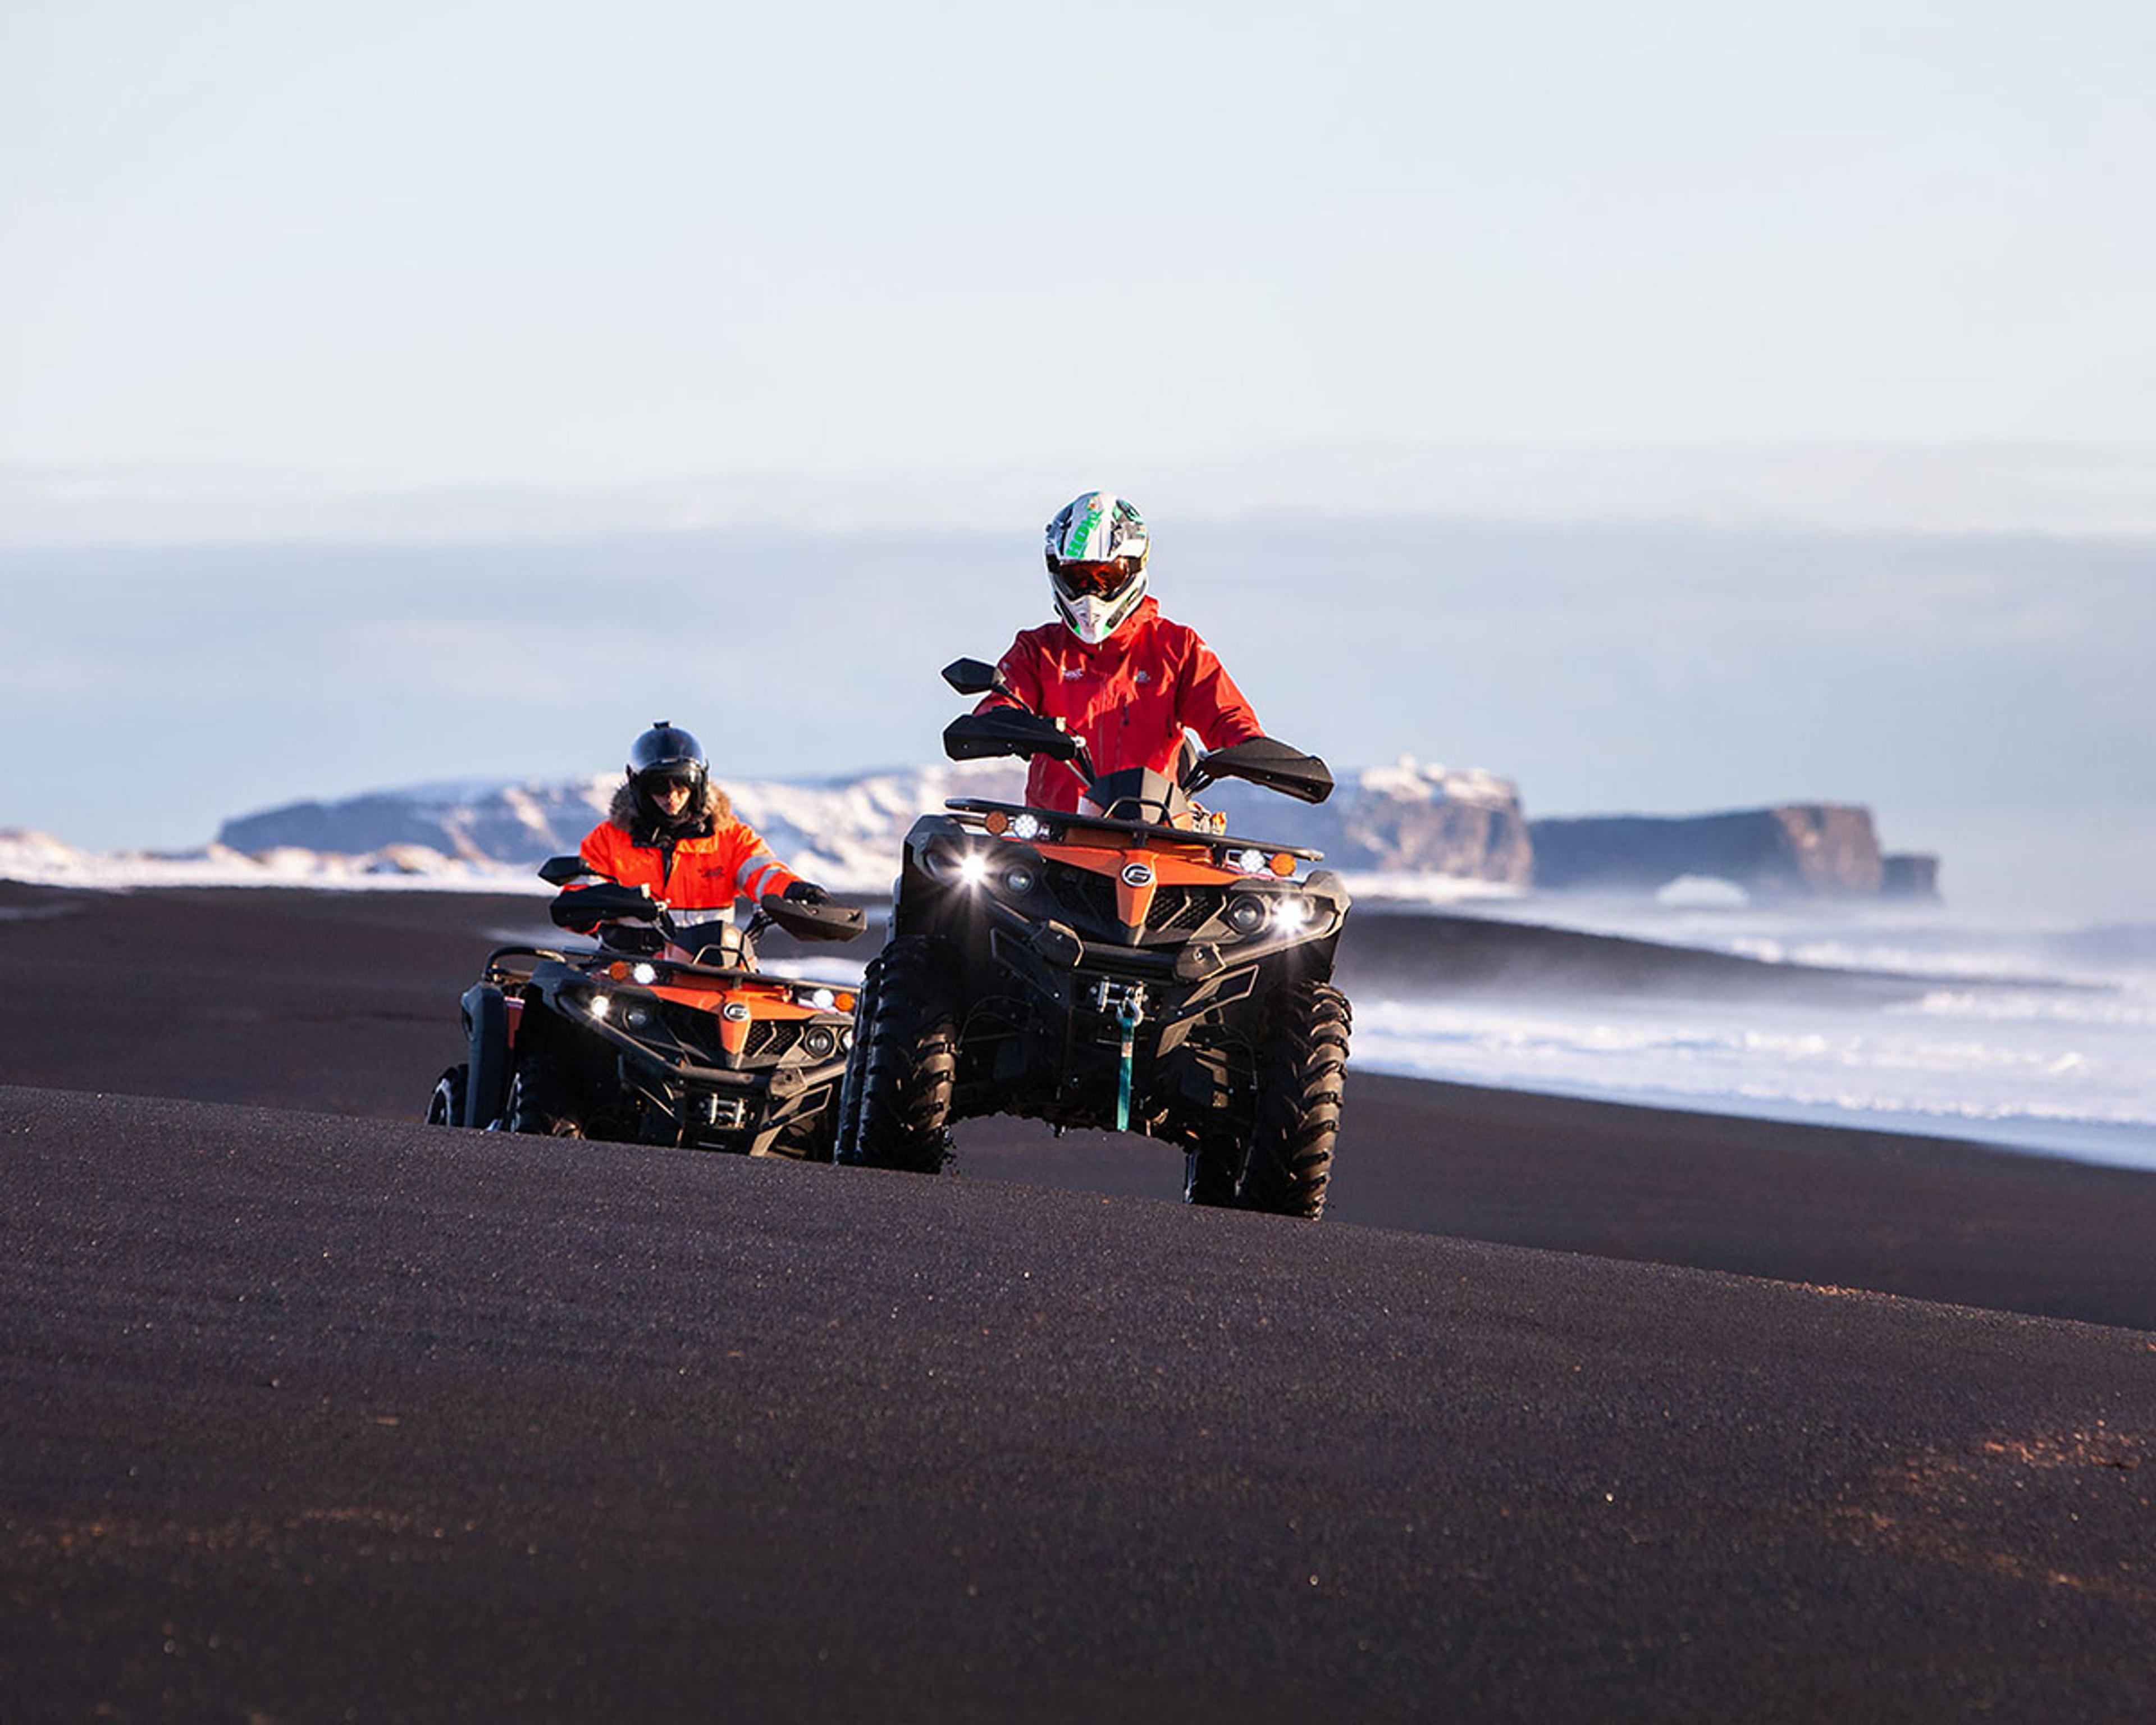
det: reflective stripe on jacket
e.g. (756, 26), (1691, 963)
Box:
(577, 816), (799, 911)
(982, 597), (1264, 811)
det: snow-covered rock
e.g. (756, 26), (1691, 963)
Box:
(193, 754), (1530, 891)
(0, 827), (541, 893)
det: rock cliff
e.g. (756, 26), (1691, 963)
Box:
(1201, 758), (1531, 883)
(1527, 805), (1889, 897)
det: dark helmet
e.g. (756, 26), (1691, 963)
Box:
(627, 720), (708, 828)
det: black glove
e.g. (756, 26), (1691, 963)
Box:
(783, 880), (829, 906)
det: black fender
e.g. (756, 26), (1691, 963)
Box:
(460, 983), (511, 1129)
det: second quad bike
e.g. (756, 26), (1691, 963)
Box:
(836, 658), (1353, 1217)
(427, 857), (866, 1159)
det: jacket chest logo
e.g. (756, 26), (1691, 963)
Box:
(1133, 670), (1151, 684)
(1061, 667), (1086, 681)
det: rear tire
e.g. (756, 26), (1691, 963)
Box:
(841, 937), (956, 1174)
(1237, 982), (1350, 1220)
(765, 1098), (838, 1162)
(1184, 1124), (1241, 1206)
(427, 1064), (469, 1128)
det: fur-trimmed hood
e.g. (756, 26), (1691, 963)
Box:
(609, 775), (734, 845)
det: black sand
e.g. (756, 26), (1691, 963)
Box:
(2, 883), (2153, 1721)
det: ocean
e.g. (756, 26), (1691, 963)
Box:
(1346, 895), (2156, 1171)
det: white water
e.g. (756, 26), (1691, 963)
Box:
(1351, 894), (2156, 1170)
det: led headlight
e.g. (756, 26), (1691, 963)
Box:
(630, 962), (660, 985)
(1225, 847), (1268, 875)
(1009, 813), (1052, 842)
(584, 991), (613, 1020)
(957, 851), (990, 887)
(1268, 895), (1314, 932)
(798, 986), (838, 1011)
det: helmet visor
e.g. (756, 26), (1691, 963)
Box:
(1050, 558), (1143, 602)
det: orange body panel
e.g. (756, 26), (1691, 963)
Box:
(1010, 827), (1247, 929)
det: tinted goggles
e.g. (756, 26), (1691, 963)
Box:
(1052, 558), (1141, 600)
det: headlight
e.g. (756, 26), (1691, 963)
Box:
(1268, 896), (1314, 932)
(924, 842), (990, 885)
(1001, 865), (1037, 897)
(1010, 812), (1053, 842)
(802, 1025), (838, 1059)
(797, 986), (838, 1011)
(630, 962), (659, 985)
(622, 1002), (655, 1030)
(584, 991), (613, 1020)
(1226, 895), (1267, 936)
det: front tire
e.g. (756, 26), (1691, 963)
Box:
(830, 969), (877, 1163)
(505, 1061), (586, 1139)
(1237, 982), (1350, 1220)
(839, 937), (957, 1174)
(426, 1064), (469, 1128)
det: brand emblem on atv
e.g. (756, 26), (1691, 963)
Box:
(1121, 862), (1154, 887)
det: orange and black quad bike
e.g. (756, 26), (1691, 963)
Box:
(426, 861), (865, 1158)
(835, 658), (1351, 1217)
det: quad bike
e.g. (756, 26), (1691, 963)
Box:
(835, 658), (1353, 1217)
(427, 856), (866, 1159)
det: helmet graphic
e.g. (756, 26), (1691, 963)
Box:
(1044, 491), (1149, 645)
(627, 720), (708, 829)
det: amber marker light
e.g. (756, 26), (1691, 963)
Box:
(1269, 854), (1296, 877)
(985, 810), (1010, 836)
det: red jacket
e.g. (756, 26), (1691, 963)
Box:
(572, 782), (799, 915)
(983, 597), (1264, 811)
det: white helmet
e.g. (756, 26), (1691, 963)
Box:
(1044, 491), (1149, 645)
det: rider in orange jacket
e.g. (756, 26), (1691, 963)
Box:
(564, 722), (825, 930)
(980, 491), (1265, 812)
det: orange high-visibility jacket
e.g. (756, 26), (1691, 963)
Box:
(576, 810), (800, 912)
(981, 597), (1265, 811)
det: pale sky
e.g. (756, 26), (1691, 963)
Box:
(4, 0), (2153, 486)
(4, 1), (2153, 919)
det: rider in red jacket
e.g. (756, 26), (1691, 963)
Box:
(564, 722), (824, 930)
(982, 491), (1264, 811)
